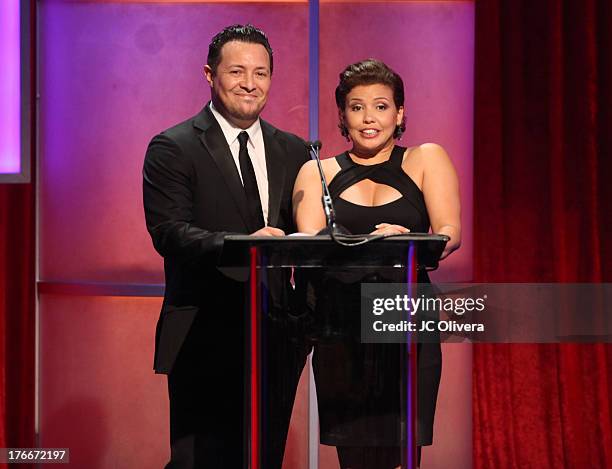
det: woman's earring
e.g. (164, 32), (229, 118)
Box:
(339, 122), (351, 141)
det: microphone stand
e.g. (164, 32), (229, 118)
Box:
(307, 141), (337, 235)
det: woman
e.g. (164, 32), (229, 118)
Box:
(292, 59), (461, 468)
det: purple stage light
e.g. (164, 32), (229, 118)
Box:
(0, 0), (21, 174)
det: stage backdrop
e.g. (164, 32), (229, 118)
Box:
(37, 1), (473, 468)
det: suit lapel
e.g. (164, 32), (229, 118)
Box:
(261, 120), (286, 227)
(194, 105), (254, 232)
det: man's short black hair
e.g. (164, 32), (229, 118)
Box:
(207, 24), (274, 75)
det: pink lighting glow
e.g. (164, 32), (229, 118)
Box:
(0, 0), (20, 173)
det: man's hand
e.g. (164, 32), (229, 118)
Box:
(251, 226), (285, 237)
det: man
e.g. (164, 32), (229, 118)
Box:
(143, 24), (309, 468)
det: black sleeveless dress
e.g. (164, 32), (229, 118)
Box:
(312, 145), (441, 447)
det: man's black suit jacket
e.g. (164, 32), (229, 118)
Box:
(143, 104), (309, 375)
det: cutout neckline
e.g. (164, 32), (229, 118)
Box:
(336, 195), (404, 209)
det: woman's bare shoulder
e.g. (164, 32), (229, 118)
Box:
(323, 154), (342, 165)
(403, 143), (451, 166)
(404, 142), (447, 156)
(306, 155), (341, 179)
(295, 156), (341, 187)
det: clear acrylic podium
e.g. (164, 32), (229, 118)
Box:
(221, 234), (448, 469)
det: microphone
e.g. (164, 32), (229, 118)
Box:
(306, 140), (322, 151)
(305, 140), (337, 234)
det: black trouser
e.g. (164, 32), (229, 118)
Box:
(165, 315), (308, 469)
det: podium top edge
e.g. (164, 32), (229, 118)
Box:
(225, 233), (449, 243)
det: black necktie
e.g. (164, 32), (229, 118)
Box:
(237, 131), (265, 231)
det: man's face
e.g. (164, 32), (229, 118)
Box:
(205, 41), (272, 129)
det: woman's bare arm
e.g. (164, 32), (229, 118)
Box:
(292, 160), (327, 234)
(420, 143), (461, 259)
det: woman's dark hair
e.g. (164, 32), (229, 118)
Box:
(207, 24), (273, 75)
(335, 59), (406, 139)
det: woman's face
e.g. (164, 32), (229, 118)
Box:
(342, 83), (403, 155)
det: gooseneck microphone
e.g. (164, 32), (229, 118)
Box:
(304, 141), (378, 246)
(305, 140), (337, 234)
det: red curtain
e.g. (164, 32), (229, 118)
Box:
(473, 0), (612, 467)
(0, 183), (36, 456)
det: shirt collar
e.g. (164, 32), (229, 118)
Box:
(209, 101), (262, 147)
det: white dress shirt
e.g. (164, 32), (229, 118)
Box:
(209, 102), (269, 225)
